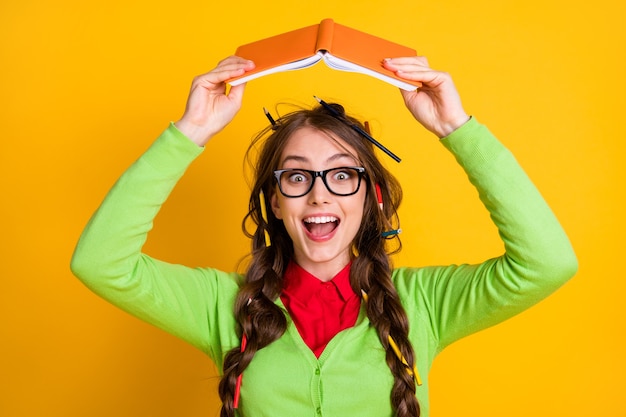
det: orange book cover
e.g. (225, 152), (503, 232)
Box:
(229, 19), (420, 90)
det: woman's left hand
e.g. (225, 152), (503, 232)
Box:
(383, 56), (470, 138)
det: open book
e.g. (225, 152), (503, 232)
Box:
(228, 18), (420, 91)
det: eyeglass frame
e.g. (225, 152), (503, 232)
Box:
(273, 166), (367, 198)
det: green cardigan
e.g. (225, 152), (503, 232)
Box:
(71, 118), (577, 416)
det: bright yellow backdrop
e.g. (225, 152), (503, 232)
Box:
(1, 0), (624, 416)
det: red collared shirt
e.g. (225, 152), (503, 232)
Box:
(280, 261), (361, 358)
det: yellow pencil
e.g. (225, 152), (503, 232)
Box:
(259, 190), (271, 247)
(361, 290), (422, 386)
(387, 335), (422, 386)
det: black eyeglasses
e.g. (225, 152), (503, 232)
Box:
(273, 167), (366, 198)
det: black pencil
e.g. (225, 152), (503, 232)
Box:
(313, 96), (401, 163)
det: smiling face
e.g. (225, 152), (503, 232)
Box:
(270, 126), (367, 281)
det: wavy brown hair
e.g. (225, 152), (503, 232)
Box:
(218, 103), (420, 417)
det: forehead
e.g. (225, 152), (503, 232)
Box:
(280, 126), (359, 167)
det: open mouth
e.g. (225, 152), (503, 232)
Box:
(303, 216), (339, 237)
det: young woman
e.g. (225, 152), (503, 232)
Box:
(71, 56), (578, 417)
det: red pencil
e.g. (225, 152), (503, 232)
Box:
(375, 183), (383, 210)
(233, 333), (248, 408)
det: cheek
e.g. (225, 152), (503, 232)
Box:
(359, 188), (369, 214)
(272, 197), (303, 231)
(348, 193), (368, 226)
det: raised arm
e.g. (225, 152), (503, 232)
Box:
(385, 57), (578, 348)
(70, 57), (256, 357)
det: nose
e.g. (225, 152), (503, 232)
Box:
(307, 175), (332, 204)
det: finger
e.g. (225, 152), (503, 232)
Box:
(193, 60), (255, 88)
(382, 57), (439, 86)
(217, 55), (254, 66)
(227, 82), (246, 103)
(396, 68), (446, 86)
(214, 56), (256, 75)
(383, 56), (430, 69)
(384, 62), (431, 75)
(399, 88), (413, 103)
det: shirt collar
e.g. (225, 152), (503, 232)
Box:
(283, 261), (356, 303)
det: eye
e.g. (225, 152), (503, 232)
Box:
(286, 170), (310, 184)
(331, 169), (354, 181)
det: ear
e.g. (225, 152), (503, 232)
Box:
(270, 191), (283, 220)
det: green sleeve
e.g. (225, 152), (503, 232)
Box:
(70, 124), (241, 366)
(394, 118), (578, 352)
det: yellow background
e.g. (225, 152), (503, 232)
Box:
(1, 0), (624, 416)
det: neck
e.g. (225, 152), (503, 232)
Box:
(293, 258), (352, 282)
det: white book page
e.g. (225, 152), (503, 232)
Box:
(322, 53), (417, 91)
(229, 52), (324, 86)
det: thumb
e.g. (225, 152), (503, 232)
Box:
(226, 83), (246, 105)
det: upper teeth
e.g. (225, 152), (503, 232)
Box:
(304, 216), (338, 224)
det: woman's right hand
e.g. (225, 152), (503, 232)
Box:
(175, 56), (255, 146)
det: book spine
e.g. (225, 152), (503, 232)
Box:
(315, 18), (335, 52)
